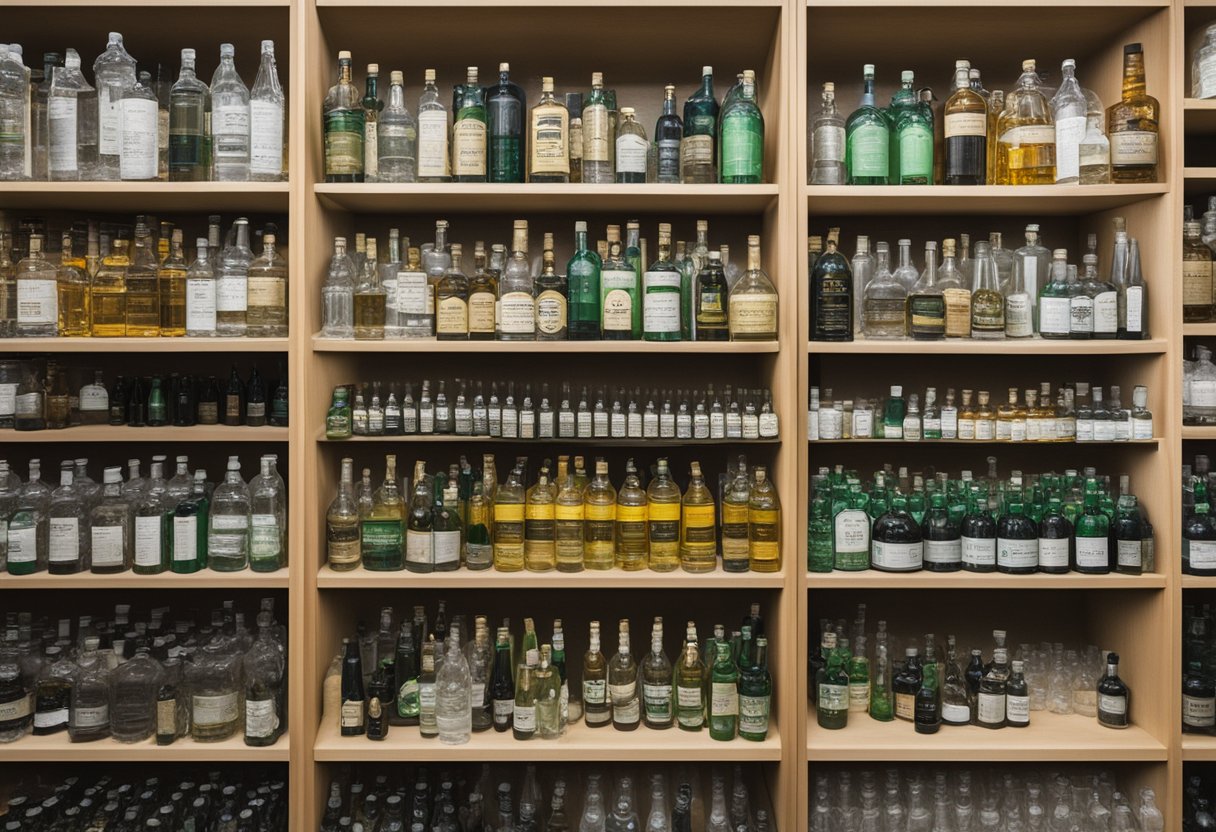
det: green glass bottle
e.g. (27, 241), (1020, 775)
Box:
(566, 221), (602, 340)
(845, 65), (890, 185)
(681, 66), (719, 184)
(170, 470), (209, 573)
(738, 636), (771, 741)
(891, 71), (933, 185)
(675, 640), (705, 731)
(323, 51), (365, 183)
(1075, 485), (1111, 574)
(452, 66), (487, 183)
(847, 642), (870, 716)
(869, 641), (894, 721)
(719, 70), (763, 184)
(913, 660), (940, 734)
(643, 223), (682, 342)
(708, 642), (738, 741)
(807, 488), (834, 573)
(326, 385), (352, 439)
(816, 631), (848, 729)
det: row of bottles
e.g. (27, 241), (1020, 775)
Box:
(811, 49), (1158, 186)
(810, 610), (1131, 732)
(1183, 604), (1216, 735)
(324, 60), (763, 185)
(0, 769), (288, 831)
(808, 382), (1153, 443)
(326, 453), (780, 574)
(321, 219), (777, 343)
(809, 219), (1148, 342)
(0, 600), (286, 747)
(809, 767), (1164, 832)
(807, 461), (1153, 575)
(320, 763), (773, 832)
(327, 381), (776, 442)
(0, 213), (288, 338)
(0, 453), (288, 575)
(328, 603), (770, 744)
(0, 36), (285, 181)
(2, 359), (288, 431)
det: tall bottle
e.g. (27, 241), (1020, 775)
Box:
(1051, 59), (1088, 184)
(48, 50), (94, 181)
(249, 40), (285, 181)
(654, 84), (683, 184)
(845, 65), (889, 185)
(487, 63), (525, 183)
(378, 71), (418, 183)
(809, 228), (853, 341)
(582, 73), (612, 184)
(682, 66), (719, 184)
(529, 76), (568, 183)
(323, 52), (364, 183)
(119, 71), (158, 181)
(997, 60), (1055, 185)
(608, 619), (640, 731)
(1107, 43), (1160, 183)
(452, 66), (487, 183)
(417, 68), (450, 182)
(360, 64), (382, 182)
(719, 70), (763, 184)
(810, 82), (846, 185)
(436, 632), (471, 745)
(893, 71), (932, 185)
(944, 60), (986, 185)
(209, 43), (250, 181)
(216, 218), (252, 336)
(567, 221), (602, 340)
(499, 220), (535, 340)
(93, 32), (137, 180)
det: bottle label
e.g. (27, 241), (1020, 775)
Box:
(192, 692), (239, 727)
(1054, 115), (1087, 181)
(616, 133), (648, 174)
(1185, 261), (1213, 307)
(324, 110), (363, 176)
(1037, 537), (1069, 568)
(961, 536), (996, 567)
(1113, 538), (1141, 569)
(0, 696), (29, 723)
(643, 271), (681, 333)
(602, 269), (636, 332)
(536, 290), (567, 335)
(1098, 693), (1127, 716)
(941, 702), (970, 723)
(531, 107), (569, 174)
(894, 692), (914, 721)
(833, 508), (870, 560)
(1132, 415), (1153, 440)
(395, 270), (429, 319)
(1200, 53), (1216, 99)
(739, 694), (769, 734)
(1093, 290), (1117, 333)
(682, 134), (713, 166)
(434, 529), (461, 565)
(48, 515), (80, 561)
(48, 96), (78, 173)
(513, 704), (537, 731)
(405, 529), (433, 565)
(17, 278), (57, 326)
(34, 706), (68, 730)
(1006, 694), (1030, 724)
(924, 538), (962, 564)
(871, 539), (922, 571)
(74, 703), (108, 728)
(417, 110), (450, 178)
(340, 699), (364, 728)
(729, 294), (778, 337)
(1039, 297), (1071, 335)
(245, 697), (279, 738)
(499, 292), (536, 334)
(493, 698), (514, 721)
(813, 125), (845, 163)
(1110, 131), (1158, 166)
(721, 113), (762, 179)
(98, 84), (123, 155)
(186, 278), (217, 331)
(1001, 125), (1054, 154)
(248, 276), (285, 309)
(217, 274), (248, 312)
(977, 691), (1005, 725)
(1075, 536), (1108, 568)
(643, 683), (672, 720)
(944, 112), (986, 138)
(997, 537), (1038, 569)
(249, 100), (284, 175)
(1079, 140), (1109, 170)
(657, 138), (680, 179)
(611, 684), (640, 724)
(898, 124), (933, 180)
(1125, 285), (1143, 333)
(6, 525), (35, 563)
(134, 515), (163, 567)
(1070, 295), (1094, 334)
(1004, 293), (1032, 337)
(942, 288), (971, 337)
(1194, 380), (1216, 408)
(452, 117), (487, 177)
(1185, 695), (1216, 727)
(91, 525), (125, 567)
(677, 684), (702, 708)
(583, 104), (609, 163)
(436, 296), (468, 335)
(119, 97), (158, 180)
(364, 120), (379, 178)
(583, 678), (607, 704)
(846, 122), (888, 177)
(711, 682), (738, 716)
(848, 681), (869, 712)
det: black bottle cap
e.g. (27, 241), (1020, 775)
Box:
(1107, 651), (1120, 663)
(1124, 43), (1142, 55)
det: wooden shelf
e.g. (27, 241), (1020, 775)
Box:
(805, 184), (1168, 216)
(1184, 324), (1216, 337)
(314, 183), (779, 214)
(0, 569), (289, 590)
(1185, 99), (1216, 134)
(5, 425), (289, 443)
(807, 570), (1167, 590)
(0, 0), (291, 5)
(316, 0), (784, 7)
(1185, 167), (1216, 180)
(806, 708), (1166, 762)
(809, 439), (1161, 446)
(1182, 735), (1216, 761)
(1183, 427), (1216, 440)
(809, 338), (1168, 355)
(314, 717), (781, 762)
(0, 732), (289, 762)
(313, 335), (780, 353)
(810, 0), (1166, 5)
(1183, 575), (1216, 589)
(0, 181), (289, 212)
(0, 337), (289, 353)
(319, 564), (785, 590)
(318, 433), (781, 446)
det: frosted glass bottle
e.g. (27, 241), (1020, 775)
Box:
(0, 46), (28, 180)
(436, 631), (471, 744)
(322, 236), (356, 338)
(209, 43), (250, 181)
(92, 32), (137, 180)
(248, 40), (285, 181)
(48, 49), (93, 181)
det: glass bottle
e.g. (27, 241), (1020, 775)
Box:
(524, 468), (557, 572)
(15, 234), (57, 336)
(48, 49), (94, 182)
(188, 625), (242, 742)
(209, 43), (250, 181)
(652, 84), (682, 184)
(90, 238), (129, 337)
(452, 66), (487, 183)
(682, 66), (719, 184)
(694, 251), (729, 340)
(246, 231), (288, 337)
(93, 32), (137, 180)
(944, 60), (986, 184)
(810, 228), (853, 341)
(894, 72), (932, 184)
(377, 70), (418, 183)
(1107, 43), (1159, 183)
(323, 52), (363, 182)
(184, 237), (217, 337)
(326, 460), (360, 572)
(708, 642), (738, 740)
(679, 461), (716, 572)
(862, 242), (906, 338)
(846, 65), (890, 184)
(361, 454), (404, 571)
(167, 48), (209, 181)
(529, 76), (569, 183)
(1185, 220), (1213, 323)
(1051, 59), (1088, 184)
(1097, 652), (1130, 728)
(969, 241), (1004, 338)
(729, 235), (778, 341)
(906, 241), (944, 339)
(608, 619), (640, 731)
(513, 647), (539, 740)
(997, 59), (1055, 184)
(810, 81), (846, 185)
(123, 220), (158, 335)
(615, 107), (647, 184)
(583, 459), (616, 570)
(817, 632), (848, 729)
(89, 466), (131, 574)
(436, 632), (471, 745)
(567, 220), (603, 340)
(248, 40), (285, 181)
(581, 72), (612, 183)
(353, 237), (386, 340)
(68, 637), (110, 742)
(719, 69), (763, 184)
(435, 242), (469, 340)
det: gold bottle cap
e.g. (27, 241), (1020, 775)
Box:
(1022, 59), (1036, 72)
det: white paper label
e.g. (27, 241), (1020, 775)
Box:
(249, 100), (284, 175)
(212, 104), (250, 150)
(1099, 693), (1127, 716)
(961, 536), (996, 567)
(74, 704), (109, 728)
(814, 125), (845, 162)
(1191, 540), (1216, 569)
(499, 292), (535, 334)
(48, 517), (80, 563)
(1039, 297), (1071, 335)
(1037, 537), (1069, 568)
(0, 383), (15, 418)
(186, 279), (217, 331)
(871, 540), (923, 571)
(616, 133), (648, 174)
(1110, 131), (1157, 166)
(833, 509), (870, 556)
(217, 275), (247, 312)
(245, 697), (278, 737)
(417, 110), (449, 178)
(1006, 694), (1030, 724)
(433, 529), (461, 564)
(1054, 115), (1086, 181)
(1093, 291), (1117, 334)
(677, 685), (702, 708)
(120, 97), (158, 180)
(99, 86), (122, 155)
(711, 682), (738, 716)
(924, 538), (962, 564)
(977, 692), (1005, 724)
(1005, 293), (1032, 338)
(6, 526), (35, 563)
(942, 702), (970, 723)
(1185, 695), (1216, 726)
(173, 516), (198, 561)
(48, 96), (78, 173)
(997, 537), (1038, 569)
(1194, 381), (1216, 408)
(405, 529), (432, 564)
(513, 704), (537, 731)
(643, 271), (681, 333)
(134, 515), (163, 567)
(91, 525), (125, 566)
(17, 279), (57, 325)
(1075, 536), (1108, 568)
(192, 692), (239, 727)
(396, 271), (429, 315)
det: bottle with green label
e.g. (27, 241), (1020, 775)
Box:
(737, 636), (771, 741)
(845, 64), (890, 185)
(719, 69), (763, 184)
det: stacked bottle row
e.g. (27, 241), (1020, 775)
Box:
(324, 59), (763, 185)
(808, 382), (1153, 443)
(1183, 604), (1216, 735)
(319, 763), (773, 832)
(326, 453), (780, 575)
(326, 381), (777, 442)
(2, 359), (288, 431)
(0, 769), (289, 831)
(810, 609), (1131, 732)
(0, 452), (288, 575)
(0, 214), (288, 339)
(809, 219), (1148, 342)
(0, 599), (286, 747)
(0, 36), (286, 182)
(807, 462), (1153, 576)
(328, 603), (771, 744)
(810, 49), (1158, 186)
(808, 767), (1165, 832)
(322, 219), (777, 344)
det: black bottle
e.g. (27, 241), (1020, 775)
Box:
(198, 376), (220, 425)
(339, 638), (365, 736)
(1097, 652), (1130, 729)
(996, 495), (1037, 575)
(269, 370), (289, 427)
(870, 495), (923, 573)
(960, 491), (997, 573)
(223, 366), (244, 426)
(1183, 659), (1216, 736)
(913, 661), (940, 734)
(489, 629), (515, 732)
(1005, 659), (1030, 727)
(1036, 497), (1073, 574)
(921, 492), (961, 572)
(963, 648), (984, 712)
(107, 375), (127, 426)
(366, 696), (388, 742)
(245, 366), (266, 427)
(127, 375), (147, 426)
(173, 375), (195, 427)
(891, 647), (921, 721)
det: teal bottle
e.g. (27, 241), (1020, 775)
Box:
(487, 62), (524, 183)
(892, 72), (933, 185)
(452, 67), (487, 183)
(719, 70), (763, 184)
(567, 221), (603, 340)
(681, 66), (719, 184)
(845, 65), (891, 185)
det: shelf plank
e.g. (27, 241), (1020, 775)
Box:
(0, 337), (289, 353)
(1186, 167), (1216, 180)
(806, 708), (1166, 762)
(0, 181), (289, 212)
(6, 425), (289, 443)
(318, 434), (781, 446)
(0, 732), (289, 762)
(1183, 735), (1216, 761)
(0, 569), (289, 590)
(809, 439), (1160, 446)
(807, 570), (1166, 590)
(313, 335), (779, 353)
(0, 0), (290, 5)
(805, 184), (1167, 216)
(319, 564), (785, 590)
(318, 0), (782, 5)
(1185, 99), (1216, 134)
(1184, 324), (1216, 337)
(809, 338), (1167, 355)
(1183, 427), (1216, 440)
(314, 718), (781, 762)
(1183, 575), (1216, 589)
(315, 183), (779, 214)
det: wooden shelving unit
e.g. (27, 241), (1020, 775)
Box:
(2, 0), (1201, 828)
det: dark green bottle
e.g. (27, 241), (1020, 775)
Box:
(816, 631), (848, 729)
(996, 495), (1037, 575)
(1037, 496), (1072, 574)
(922, 492), (961, 572)
(1074, 487), (1111, 574)
(488, 63), (524, 183)
(566, 221), (602, 340)
(809, 229), (853, 341)
(913, 660), (940, 734)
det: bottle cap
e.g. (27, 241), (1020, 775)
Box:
(367, 63), (378, 74)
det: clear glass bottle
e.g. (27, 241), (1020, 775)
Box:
(1050, 59), (1088, 184)
(110, 645), (161, 743)
(323, 52), (364, 182)
(729, 235), (778, 341)
(249, 40), (285, 181)
(378, 71), (418, 183)
(969, 241), (1004, 338)
(615, 107), (647, 184)
(207, 455), (250, 571)
(354, 236), (386, 340)
(89, 466), (131, 574)
(185, 237), (217, 337)
(810, 81), (845, 184)
(322, 236), (355, 338)
(68, 637), (110, 742)
(417, 68), (450, 182)
(944, 60), (987, 185)
(92, 32), (137, 180)
(436, 631), (471, 745)
(118, 70), (158, 181)
(187, 626), (242, 742)
(997, 59), (1055, 184)
(15, 234), (57, 336)
(862, 242), (906, 338)
(209, 43), (250, 181)
(48, 49), (94, 181)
